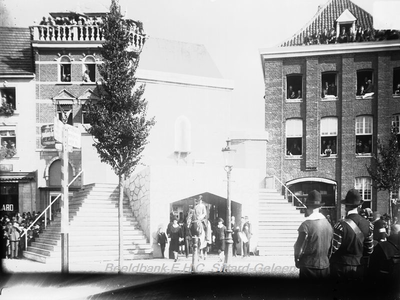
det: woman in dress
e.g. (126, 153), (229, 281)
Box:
(214, 218), (227, 262)
(167, 217), (182, 262)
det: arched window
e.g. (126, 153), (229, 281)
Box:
(174, 116), (191, 154)
(286, 118), (303, 156)
(82, 56), (96, 82)
(49, 160), (74, 186)
(59, 56), (71, 82)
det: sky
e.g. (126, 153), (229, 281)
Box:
(0, 0), (388, 132)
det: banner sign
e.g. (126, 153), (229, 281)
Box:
(41, 124), (55, 146)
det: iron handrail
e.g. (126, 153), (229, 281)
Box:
(272, 175), (307, 209)
(21, 170), (84, 249)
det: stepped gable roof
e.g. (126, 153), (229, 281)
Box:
(281, 0), (373, 47)
(0, 27), (34, 75)
(139, 37), (223, 79)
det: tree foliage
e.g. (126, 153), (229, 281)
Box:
(86, 0), (155, 179)
(367, 132), (400, 193)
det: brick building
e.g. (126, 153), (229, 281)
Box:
(260, 0), (400, 222)
(0, 27), (36, 215)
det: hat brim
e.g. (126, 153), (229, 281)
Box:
(341, 199), (364, 205)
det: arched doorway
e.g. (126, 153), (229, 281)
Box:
(169, 192), (242, 254)
(286, 178), (337, 224)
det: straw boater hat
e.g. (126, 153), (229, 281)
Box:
(305, 190), (324, 208)
(341, 189), (363, 206)
(218, 218), (224, 223)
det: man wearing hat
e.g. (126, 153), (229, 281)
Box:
(330, 189), (374, 281)
(294, 190), (333, 279)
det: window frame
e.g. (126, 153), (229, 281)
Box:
(393, 67), (400, 97)
(0, 87), (16, 110)
(321, 72), (338, 100)
(320, 117), (338, 156)
(355, 177), (372, 208)
(286, 74), (303, 101)
(392, 114), (400, 148)
(57, 104), (73, 125)
(355, 115), (373, 156)
(82, 56), (96, 83)
(356, 69), (374, 99)
(286, 118), (303, 157)
(59, 56), (72, 83)
(0, 126), (17, 159)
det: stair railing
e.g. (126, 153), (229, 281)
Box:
(21, 170), (84, 250)
(270, 175), (307, 209)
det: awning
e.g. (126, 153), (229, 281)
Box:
(0, 172), (35, 182)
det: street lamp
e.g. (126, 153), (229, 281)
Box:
(222, 139), (236, 271)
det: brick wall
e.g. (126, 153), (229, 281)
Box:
(264, 49), (400, 217)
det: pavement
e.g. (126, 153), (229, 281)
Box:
(1, 253), (298, 275)
(0, 254), (301, 300)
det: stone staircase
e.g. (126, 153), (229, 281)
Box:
(257, 189), (305, 256)
(23, 183), (153, 264)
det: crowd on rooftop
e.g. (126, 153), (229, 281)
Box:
(296, 27), (400, 46)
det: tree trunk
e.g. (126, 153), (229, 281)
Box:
(118, 174), (124, 273)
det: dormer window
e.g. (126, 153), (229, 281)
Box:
(336, 9), (356, 43)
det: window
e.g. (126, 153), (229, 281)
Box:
(82, 56), (96, 82)
(321, 117), (338, 156)
(0, 88), (16, 109)
(321, 73), (337, 99)
(356, 70), (374, 98)
(287, 75), (303, 100)
(355, 116), (373, 155)
(392, 114), (400, 148)
(393, 68), (400, 96)
(60, 56), (71, 82)
(81, 104), (91, 124)
(355, 177), (372, 208)
(57, 104), (73, 125)
(286, 119), (303, 156)
(0, 128), (17, 159)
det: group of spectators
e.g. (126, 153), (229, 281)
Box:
(301, 27), (400, 46)
(294, 189), (400, 297)
(1, 211), (45, 259)
(157, 196), (252, 262)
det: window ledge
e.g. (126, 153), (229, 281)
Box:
(356, 94), (374, 100)
(285, 155), (302, 159)
(56, 82), (73, 85)
(393, 94), (400, 98)
(321, 96), (338, 101)
(320, 154), (337, 158)
(81, 82), (95, 85)
(286, 98), (303, 103)
(356, 154), (372, 157)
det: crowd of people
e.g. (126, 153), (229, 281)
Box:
(1, 211), (45, 259)
(294, 189), (400, 297)
(296, 27), (400, 47)
(157, 196), (252, 262)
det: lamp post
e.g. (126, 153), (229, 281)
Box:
(222, 139), (236, 272)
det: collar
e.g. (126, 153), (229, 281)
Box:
(347, 207), (359, 216)
(305, 211), (326, 221)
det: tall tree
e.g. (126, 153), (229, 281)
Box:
(86, 0), (155, 270)
(366, 131), (400, 220)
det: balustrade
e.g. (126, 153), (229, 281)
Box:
(31, 25), (145, 49)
